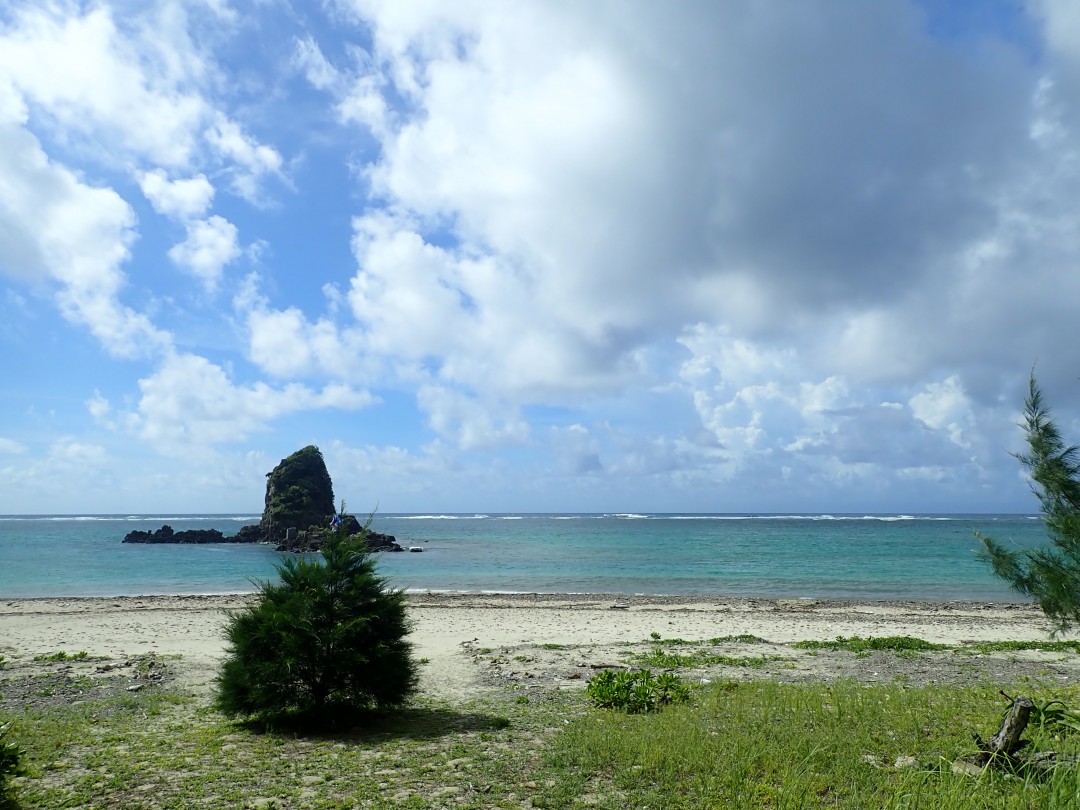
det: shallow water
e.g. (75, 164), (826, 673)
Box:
(0, 513), (1044, 601)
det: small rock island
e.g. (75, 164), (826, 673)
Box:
(123, 445), (404, 553)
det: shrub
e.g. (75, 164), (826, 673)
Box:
(215, 520), (417, 725)
(0, 721), (24, 810)
(586, 669), (691, 713)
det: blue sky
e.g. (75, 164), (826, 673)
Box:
(2, 0), (1079, 514)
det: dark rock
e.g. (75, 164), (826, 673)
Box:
(123, 525), (231, 544)
(275, 528), (404, 554)
(234, 523), (264, 543)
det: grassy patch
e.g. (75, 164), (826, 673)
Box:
(967, 640), (1080, 654)
(643, 634), (764, 647)
(793, 636), (950, 653)
(7, 658), (1080, 809)
(3, 680), (574, 809)
(534, 680), (1080, 809)
(30, 651), (89, 663)
(635, 647), (783, 669)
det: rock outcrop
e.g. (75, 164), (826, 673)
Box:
(259, 445), (336, 543)
(120, 445), (405, 552)
(123, 525), (234, 544)
(274, 525), (404, 553)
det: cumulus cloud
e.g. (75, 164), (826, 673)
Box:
(167, 215), (241, 290)
(126, 352), (374, 454)
(233, 274), (379, 382)
(332, 2), (1039, 400)
(5, 1), (1080, 510)
(0, 3), (208, 166)
(139, 168), (214, 219)
(416, 384), (529, 450)
(295, 0), (1080, 503)
(909, 376), (976, 448)
(0, 121), (171, 356)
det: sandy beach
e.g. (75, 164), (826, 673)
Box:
(2, 593), (1073, 702)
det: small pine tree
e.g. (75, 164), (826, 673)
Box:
(216, 512), (417, 724)
(981, 374), (1080, 633)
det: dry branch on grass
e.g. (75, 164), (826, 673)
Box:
(955, 693), (1080, 776)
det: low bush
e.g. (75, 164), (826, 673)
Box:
(0, 721), (25, 810)
(586, 669), (691, 713)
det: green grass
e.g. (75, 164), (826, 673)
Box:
(534, 680), (1080, 809)
(6, 643), (1080, 809)
(792, 636), (949, 653)
(6, 680), (1080, 809)
(642, 634), (764, 647)
(968, 640), (1080, 654)
(635, 647), (783, 669)
(2, 682), (565, 809)
(29, 651), (89, 663)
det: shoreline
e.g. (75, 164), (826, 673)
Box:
(2, 593), (1068, 701)
(0, 588), (1035, 604)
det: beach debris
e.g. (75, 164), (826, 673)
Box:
(611, 601), (631, 610)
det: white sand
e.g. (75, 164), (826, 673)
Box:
(0, 593), (1062, 700)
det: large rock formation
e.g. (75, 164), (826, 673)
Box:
(121, 445), (404, 552)
(259, 445), (336, 543)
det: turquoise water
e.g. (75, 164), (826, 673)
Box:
(0, 513), (1047, 601)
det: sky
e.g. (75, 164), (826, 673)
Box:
(1, 0), (1079, 515)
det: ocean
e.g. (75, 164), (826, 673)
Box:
(0, 513), (1049, 602)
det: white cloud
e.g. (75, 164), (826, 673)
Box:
(0, 121), (171, 356)
(234, 274), (377, 382)
(168, 215), (241, 290)
(0, 4), (208, 166)
(416, 385), (530, 450)
(139, 169), (214, 219)
(49, 437), (108, 466)
(3, 2), (1077, 511)
(293, 36), (341, 91)
(337, 74), (390, 134)
(0, 437), (27, 455)
(909, 376), (975, 448)
(327, 1), (1041, 417)
(86, 391), (111, 422)
(126, 352), (374, 453)
(205, 116), (284, 202)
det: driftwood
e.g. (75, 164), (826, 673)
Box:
(954, 693), (1080, 776)
(976, 694), (1033, 757)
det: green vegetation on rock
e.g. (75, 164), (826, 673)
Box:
(260, 445), (335, 541)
